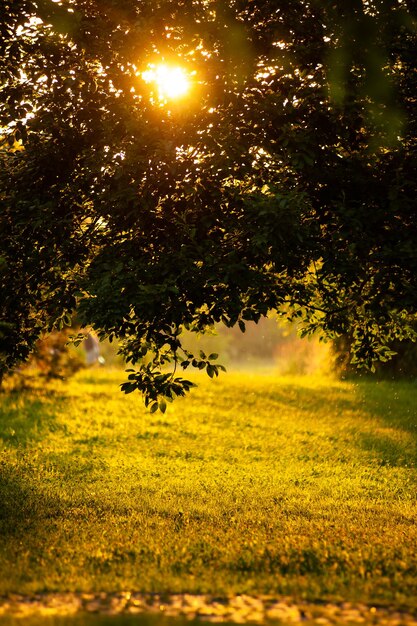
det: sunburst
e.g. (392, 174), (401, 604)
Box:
(142, 64), (191, 101)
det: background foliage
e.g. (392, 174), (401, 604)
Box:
(1, 0), (417, 402)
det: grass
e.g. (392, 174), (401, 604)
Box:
(0, 370), (416, 608)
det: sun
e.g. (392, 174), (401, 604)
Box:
(142, 64), (191, 101)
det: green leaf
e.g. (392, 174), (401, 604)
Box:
(207, 364), (216, 378)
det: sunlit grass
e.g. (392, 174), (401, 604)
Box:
(0, 371), (416, 607)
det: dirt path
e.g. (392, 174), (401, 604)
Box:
(1, 593), (416, 624)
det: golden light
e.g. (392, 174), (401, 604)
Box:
(141, 64), (191, 101)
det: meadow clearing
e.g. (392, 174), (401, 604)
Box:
(0, 370), (416, 610)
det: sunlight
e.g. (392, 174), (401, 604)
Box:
(141, 64), (191, 101)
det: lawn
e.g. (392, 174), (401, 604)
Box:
(0, 371), (416, 609)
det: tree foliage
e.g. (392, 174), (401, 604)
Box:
(1, 0), (416, 402)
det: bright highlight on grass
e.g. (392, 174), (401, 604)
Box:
(142, 64), (191, 101)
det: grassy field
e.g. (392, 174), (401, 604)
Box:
(0, 370), (416, 608)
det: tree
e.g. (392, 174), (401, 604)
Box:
(1, 0), (416, 407)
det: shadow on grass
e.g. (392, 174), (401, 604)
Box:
(0, 392), (70, 541)
(0, 463), (64, 538)
(355, 380), (417, 467)
(355, 381), (417, 431)
(0, 393), (65, 448)
(359, 431), (416, 467)
(223, 377), (417, 467)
